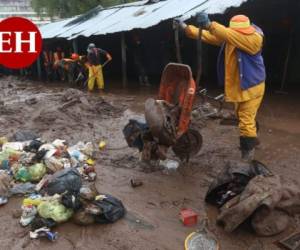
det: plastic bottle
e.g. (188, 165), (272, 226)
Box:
(160, 159), (180, 174)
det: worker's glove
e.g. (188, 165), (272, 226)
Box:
(173, 17), (187, 31)
(196, 12), (211, 30)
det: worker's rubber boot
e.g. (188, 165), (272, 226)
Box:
(240, 137), (258, 162)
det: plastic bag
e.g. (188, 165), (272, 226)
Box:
(20, 205), (37, 227)
(81, 142), (94, 157)
(37, 200), (73, 223)
(67, 149), (87, 162)
(0, 137), (8, 145)
(38, 144), (56, 159)
(9, 183), (36, 196)
(67, 142), (91, 161)
(123, 119), (149, 151)
(0, 149), (22, 170)
(93, 194), (125, 224)
(44, 157), (64, 173)
(52, 139), (66, 149)
(0, 151), (10, 170)
(43, 168), (82, 195)
(31, 216), (56, 231)
(61, 191), (81, 210)
(80, 183), (98, 201)
(18, 152), (36, 165)
(2, 142), (24, 151)
(12, 130), (39, 142)
(0, 171), (11, 197)
(23, 139), (43, 153)
(28, 163), (46, 182)
(15, 166), (31, 182)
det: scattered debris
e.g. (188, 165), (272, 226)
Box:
(184, 231), (219, 250)
(180, 208), (198, 227)
(99, 141), (106, 150)
(0, 133), (125, 242)
(207, 160), (300, 236)
(160, 159), (180, 174)
(25, 97), (38, 105)
(29, 227), (58, 242)
(184, 219), (219, 250)
(130, 178), (143, 188)
(278, 232), (300, 250)
(205, 160), (271, 207)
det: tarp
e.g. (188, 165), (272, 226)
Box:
(40, 0), (249, 40)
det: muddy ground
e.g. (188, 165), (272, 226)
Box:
(0, 76), (299, 250)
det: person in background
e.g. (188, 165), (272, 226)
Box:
(131, 33), (150, 86)
(42, 47), (53, 81)
(86, 43), (112, 92)
(53, 47), (65, 81)
(175, 13), (266, 161)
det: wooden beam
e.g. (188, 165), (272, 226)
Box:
(121, 32), (127, 87)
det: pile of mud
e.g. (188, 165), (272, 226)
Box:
(0, 77), (126, 143)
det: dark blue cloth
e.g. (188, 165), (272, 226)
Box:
(217, 25), (266, 90)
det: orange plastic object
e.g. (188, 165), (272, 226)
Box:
(158, 63), (196, 137)
(180, 208), (198, 226)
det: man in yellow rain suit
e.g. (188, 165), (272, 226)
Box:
(175, 13), (266, 160)
(53, 47), (65, 81)
(86, 43), (112, 92)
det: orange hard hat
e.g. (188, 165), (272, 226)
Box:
(229, 15), (255, 35)
(71, 53), (79, 60)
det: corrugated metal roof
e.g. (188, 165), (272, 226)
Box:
(40, 0), (249, 40)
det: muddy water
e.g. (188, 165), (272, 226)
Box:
(0, 76), (300, 250)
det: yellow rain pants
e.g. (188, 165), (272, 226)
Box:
(235, 95), (263, 137)
(88, 65), (104, 91)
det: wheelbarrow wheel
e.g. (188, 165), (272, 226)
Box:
(172, 128), (203, 161)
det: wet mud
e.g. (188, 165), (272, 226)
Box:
(0, 76), (300, 250)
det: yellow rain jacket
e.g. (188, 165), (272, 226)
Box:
(185, 22), (265, 137)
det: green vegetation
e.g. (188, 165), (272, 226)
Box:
(31, 0), (139, 18)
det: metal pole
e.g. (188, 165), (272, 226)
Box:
(37, 56), (42, 80)
(277, 29), (293, 94)
(174, 25), (182, 63)
(196, 27), (203, 89)
(72, 38), (78, 53)
(121, 32), (127, 87)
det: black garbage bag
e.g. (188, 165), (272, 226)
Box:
(32, 149), (48, 162)
(43, 168), (82, 195)
(61, 191), (82, 211)
(11, 130), (39, 142)
(205, 160), (271, 207)
(93, 194), (125, 224)
(24, 139), (44, 153)
(31, 216), (57, 231)
(123, 119), (149, 151)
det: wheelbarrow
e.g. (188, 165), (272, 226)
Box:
(144, 63), (203, 162)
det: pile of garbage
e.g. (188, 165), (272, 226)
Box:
(0, 131), (125, 242)
(206, 160), (300, 237)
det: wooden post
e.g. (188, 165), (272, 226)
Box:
(37, 56), (42, 80)
(72, 38), (78, 53)
(121, 32), (127, 87)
